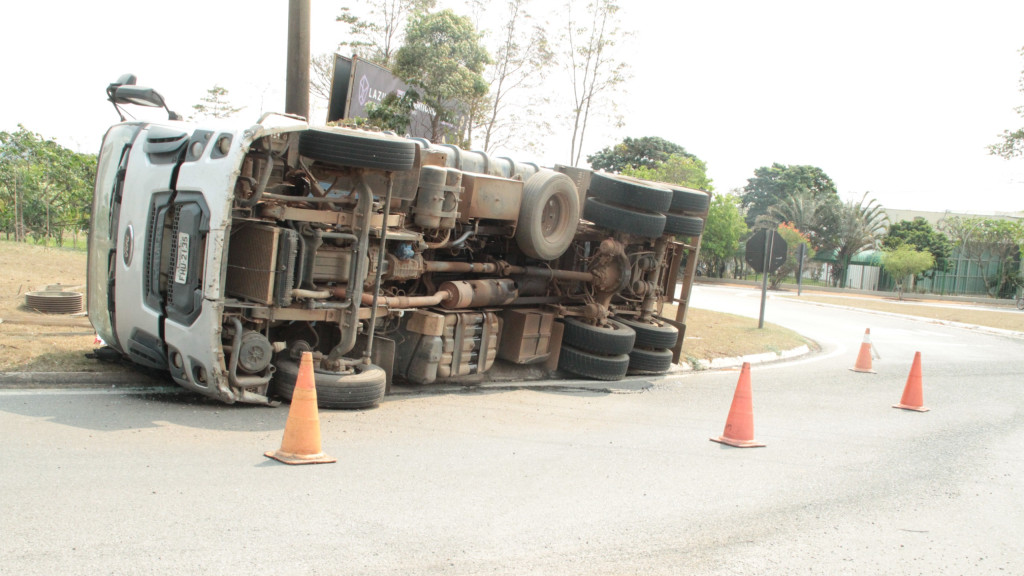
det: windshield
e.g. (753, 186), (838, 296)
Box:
(86, 124), (141, 348)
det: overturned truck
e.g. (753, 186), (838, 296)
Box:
(88, 77), (710, 408)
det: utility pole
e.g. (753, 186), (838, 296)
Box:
(286, 0), (311, 119)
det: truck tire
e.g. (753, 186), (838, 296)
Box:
(558, 346), (630, 381)
(583, 197), (666, 238)
(516, 171), (580, 260)
(663, 213), (704, 236)
(615, 317), (679, 350)
(668, 186), (710, 214)
(299, 128), (416, 171)
(561, 317), (636, 356)
(272, 360), (386, 410)
(588, 172), (672, 213)
(627, 347), (673, 374)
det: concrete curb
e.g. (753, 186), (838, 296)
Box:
(671, 344), (813, 372)
(0, 370), (167, 389)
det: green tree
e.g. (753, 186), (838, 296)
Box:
(756, 186), (843, 252)
(587, 136), (695, 173)
(191, 85), (244, 120)
(562, 0), (630, 166)
(698, 192), (748, 278)
(881, 217), (953, 274)
(882, 245), (935, 300)
(337, 0), (437, 68)
(365, 90), (421, 134)
(940, 216), (1023, 298)
(0, 126), (96, 245)
(828, 193), (888, 287)
(393, 9), (491, 144)
(989, 46), (1024, 159)
(621, 154), (713, 191)
(741, 163), (838, 232)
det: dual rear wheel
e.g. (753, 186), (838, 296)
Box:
(558, 316), (679, 379)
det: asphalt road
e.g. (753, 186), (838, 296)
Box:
(1, 284), (1022, 575)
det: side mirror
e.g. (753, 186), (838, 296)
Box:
(106, 74), (181, 121)
(113, 85), (166, 108)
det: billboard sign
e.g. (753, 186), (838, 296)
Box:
(326, 54), (441, 140)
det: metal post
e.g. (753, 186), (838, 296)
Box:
(758, 228), (773, 329)
(796, 242), (806, 296)
(285, 0), (311, 119)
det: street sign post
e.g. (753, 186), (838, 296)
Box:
(745, 229), (788, 328)
(796, 243), (807, 296)
(745, 229), (787, 274)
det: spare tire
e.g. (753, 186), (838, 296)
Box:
(299, 128), (416, 171)
(272, 359), (386, 410)
(516, 171), (580, 260)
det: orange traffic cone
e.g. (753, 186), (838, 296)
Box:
(893, 351), (929, 412)
(710, 362), (766, 448)
(265, 352), (337, 465)
(850, 328), (879, 373)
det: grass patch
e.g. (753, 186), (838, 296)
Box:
(662, 303), (812, 365)
(795, 294), (1024, 333)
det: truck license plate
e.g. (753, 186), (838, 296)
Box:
(174, 232), (190, 284)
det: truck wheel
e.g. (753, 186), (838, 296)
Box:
(628, 347), (673, 374)
(583, 197), (666, 238)
(663, 213), (704, 236)
(516, 171), (580, 260)
(561, 317), (636, 356)
(615, 317), (679, 350)
(668, 186), (710, 214)
(589, 172), (672, 213)
(273, 360), (386, 410)
(558, 345), (630, 381)
(299, 128), (416, 171)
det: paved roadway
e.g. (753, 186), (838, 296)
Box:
(1, 284), (1022, 575)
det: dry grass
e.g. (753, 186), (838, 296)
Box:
(661, 302), (812, 368)
(0, 241), (124, 372)
(794, 293), (1024, 333)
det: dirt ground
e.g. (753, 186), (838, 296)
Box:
(0, 241), (123, 372)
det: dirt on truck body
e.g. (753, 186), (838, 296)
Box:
(87, 76), (710, 408)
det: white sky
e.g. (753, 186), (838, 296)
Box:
(1, 0), (1022, 215)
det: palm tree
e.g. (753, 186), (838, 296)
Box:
(754, 188), (841, 251)
(830, 193), (889, 287)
